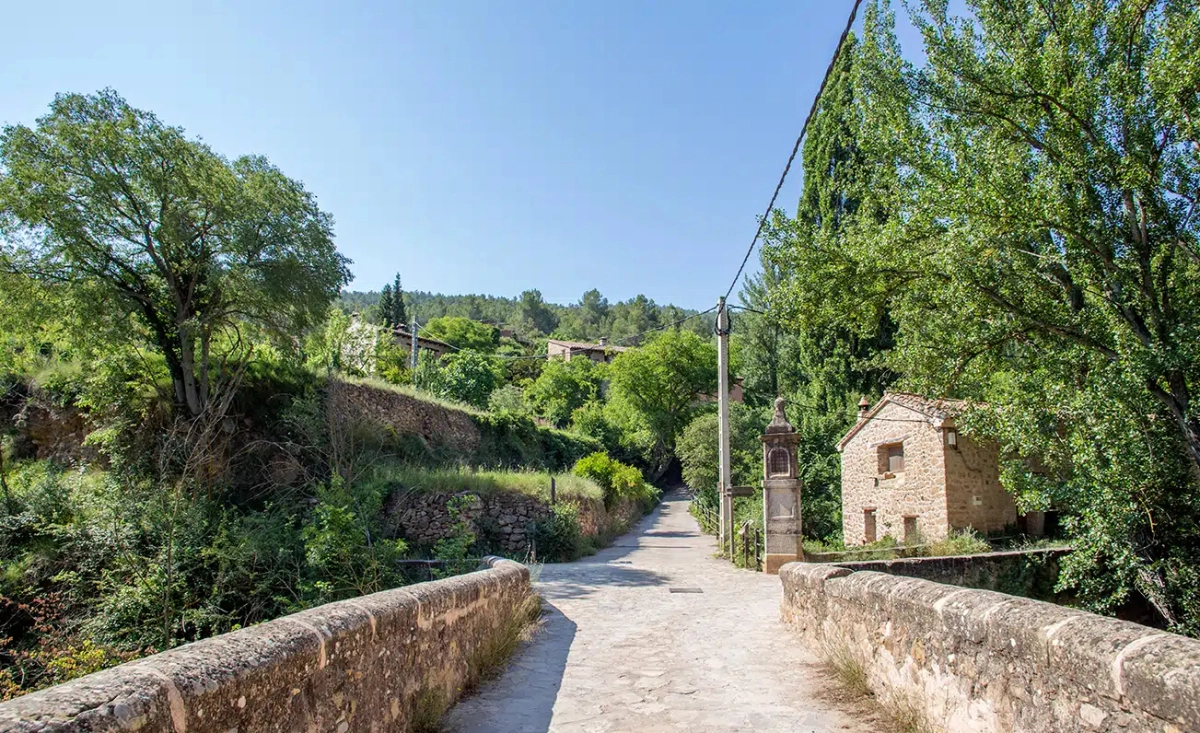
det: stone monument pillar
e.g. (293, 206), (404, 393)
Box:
(761, 396), (803, 574)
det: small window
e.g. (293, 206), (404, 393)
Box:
(888, 444), (905, 473)
(864, 509), (877, 543)
(903, 516), (918, 545)
(767, 447), (791, 477)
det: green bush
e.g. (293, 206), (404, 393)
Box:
(571, 452), (658, 509)
(534, 503), (584, 562)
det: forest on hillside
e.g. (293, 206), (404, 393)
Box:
(339, 286), (713, 344)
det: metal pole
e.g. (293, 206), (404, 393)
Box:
(716, 297), (733, 558)
(410, 317), (419, 373)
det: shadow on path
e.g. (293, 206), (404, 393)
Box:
(454, 600), (577, 733)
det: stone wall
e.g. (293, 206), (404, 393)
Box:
(841, 401), (950, 545)
(944, 430), (1017, 534)
(383, 490), (645, 555)
(0, 558), (532, 733)
(833, 548), (1069, 601)
(331, 379), (483, 456)
(780, 562), (1200, 732)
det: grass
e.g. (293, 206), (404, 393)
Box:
(372, 464), (604, 502)
(410, 592), (543, 733)
(819, 638), (939, 733)
(820, 639), (873, 699)
(338, 374), (488, 416)
(806, 529), (997, 562)
(881, 692), (937, 733)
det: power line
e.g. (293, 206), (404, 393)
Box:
(722, 0), (865, 303)
(409, 307), (718, 362)
(613, 306), (718, 346)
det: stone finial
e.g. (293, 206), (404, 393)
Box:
(764, 396), (794, 435)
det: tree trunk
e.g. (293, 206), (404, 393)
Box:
(178, 328), (204, 417)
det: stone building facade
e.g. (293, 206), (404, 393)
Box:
(838, 393), (1017, 545)
(546, 338), (628, 363)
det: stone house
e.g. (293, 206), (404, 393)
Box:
(393, 326), (454, 360)
(546, 338), (628, 363)
(837, 393), (1017, 545)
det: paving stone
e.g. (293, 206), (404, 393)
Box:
(443, 492), (872, 732)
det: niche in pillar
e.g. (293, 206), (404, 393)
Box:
(760, 396), (803, 575)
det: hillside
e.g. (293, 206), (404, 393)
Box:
(340, 286), (715, 343)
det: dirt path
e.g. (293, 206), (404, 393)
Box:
(443, 492), (869, 733)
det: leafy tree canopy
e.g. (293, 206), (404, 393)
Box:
(766, 0), (1200, 631)
(0, 90), (351, 416)
(525, 357), (603, 427)
(422, 316), (499, 352)
(606, 330), (718, 467)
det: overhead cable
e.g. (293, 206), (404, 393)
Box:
(722, 0), (865, 303)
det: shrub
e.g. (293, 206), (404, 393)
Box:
(925, 528), (990, 557)
(534, 503), (584, 562)
(571, 452), (658, 509)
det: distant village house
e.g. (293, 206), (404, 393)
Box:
(393, 326), (455, 360)
(546, 338), (628, 364)
(837, 393), (1019, 545)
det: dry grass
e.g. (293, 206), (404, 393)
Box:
(881, 691), (938, 733)
(468, 592), (543, 687)
(339, 375), (488, 416)
(819, 639), (873, 699)
(816, 638), (941, 733)
(408, 592), (543, 733)
(378, 465), (603, 502)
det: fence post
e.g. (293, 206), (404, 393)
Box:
(550, 476), (556, 506)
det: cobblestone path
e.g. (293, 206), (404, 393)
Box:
(444, 492), (868, 733)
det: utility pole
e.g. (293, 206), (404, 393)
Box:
(716, 297), (733, 557)
(410, 317), (420, 373)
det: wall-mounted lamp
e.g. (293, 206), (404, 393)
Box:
(946, 429), (959, 450)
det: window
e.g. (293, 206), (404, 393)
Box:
(767, 447), (791, 477)
(864, 509), (877, 544)
(877, 442), (905, 474)
(903, 516), (918, 545)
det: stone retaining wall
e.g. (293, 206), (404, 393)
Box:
(383, 490), (644, 555)
(0, 558), (532, 733)
(780, 563), (1200, 733)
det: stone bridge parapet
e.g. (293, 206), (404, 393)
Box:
(0, 558), (531, 732)
(781, 562), (1200, 732)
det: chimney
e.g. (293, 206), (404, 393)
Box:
(858, 396), (872, 421)
(598, 337), (608, 347)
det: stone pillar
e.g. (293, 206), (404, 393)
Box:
(761, 396), (803, 574)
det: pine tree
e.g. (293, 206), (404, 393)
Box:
(391, 273), (407, 327)
(378, 284), (396, 328)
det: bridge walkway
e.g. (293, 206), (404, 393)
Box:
(444, 491), (872, 733)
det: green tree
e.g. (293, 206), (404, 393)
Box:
(377, 284), (396, 328)
(385, 273), (407, 327)
(676, 404), (767, 507)
(579, 289), (609, 336)
(518, 289), (558, 336)
(770, 0), (1200, 630)
(418, 351), (500, 409)
(606, 330), (717, 468)
(0, 90), (350, 416)
(422, 316), (499, 352)
(526, 357), (603, 427)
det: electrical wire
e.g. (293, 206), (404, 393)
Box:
(722, 0), (865, 303)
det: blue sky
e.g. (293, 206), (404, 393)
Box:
(2, 1), (918, 311)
